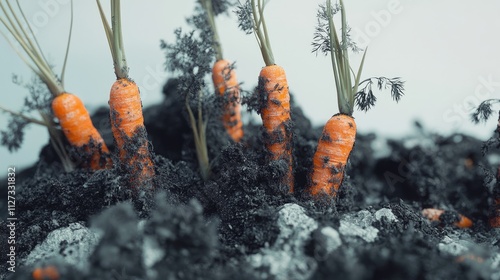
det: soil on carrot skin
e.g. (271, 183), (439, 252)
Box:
(1, 80), (499, 280)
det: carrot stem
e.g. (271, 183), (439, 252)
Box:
(96, 0), (115, 60)
(250, 0), (274, 66)
(111, 0), (128, 79)
(185, 93), (210, 180)
(41, 111), (74, 172)
(200, 0), (223, 61)
(324, 0), (365, 115)
(60, 0), (74, 87)
(0, 0), (64, 96)
(14, 0), (48, 65)
(0, 105), (48, 127)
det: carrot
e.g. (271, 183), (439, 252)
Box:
(258, 64), (293, 191)
(308, 0), (403, 197)
(239, 0), (293, 191)
(52, 93), (110, 169)
(0, 1), (110, 171)
(200, 0), (244, 142)
(422, 208), (473, 229)
(32, 265), (60, 280)
(455, 254), (484, 264)
(310, 114), (356, 196)
(97, 0), (154, 187)
(109, 78), (154, 184)
(308, 0), (366, 197)
(212, 59), (244, 142)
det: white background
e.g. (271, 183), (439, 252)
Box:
(1, 0), (500, 173)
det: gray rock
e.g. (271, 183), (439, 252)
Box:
(374, 208), (398, 222)
(492, 253), (500, 270)
(275, 203), (318, 248)
(247, 203), (318, 280)
(437, 236), (469, 256)
(320, 226), (342, 254)
(339, 210), (379, 243)
(23, 222), (101, 271)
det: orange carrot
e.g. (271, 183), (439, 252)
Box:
(52, 93), (111, 170)
(259, 64), (293, 190)
(310, 114), (356, 196)
(455, 254), (484, 264)
(422, 208), (473, 229)
(212, 59), (244, 142)
(98, 0), (155, 187)
(308, 0), (404, 198)
(241, 0), (294, 191)
(308, 0), (366, 197)
(1, 1), (110, 171)
(200, 0), (244, 142)
(109, 78), (154, 185)
(32, 265), (60, 280)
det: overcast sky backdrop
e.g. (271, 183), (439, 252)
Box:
(1, 0), (500, 172)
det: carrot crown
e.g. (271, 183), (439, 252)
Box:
(97, 0), (129, 79)
(0, 0), (74, 97)
(237, 0), (275, 66)
(313, 0), (366, 116)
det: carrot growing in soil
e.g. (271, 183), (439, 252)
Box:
(200, 0), (244, 142)
(237, 0), (294, 192)
(421, 208), (473, 229)
(97, 0), (155, 187)
(32, 265), (60, 280)
(309, 0), (404, 197)
(0, 0), (110, 171)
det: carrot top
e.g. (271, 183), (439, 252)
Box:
(97, 0), (128, 79)
(161, 7), (217, 180)
(313, 0), (405, 115)
(237, 0), (275, 66)
(0, 0), (74, 96)
(313, 0), (366, 116)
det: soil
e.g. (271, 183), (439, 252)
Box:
(1, 79), (499, 280)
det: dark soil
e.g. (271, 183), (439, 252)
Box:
(1, 79), (499, 280)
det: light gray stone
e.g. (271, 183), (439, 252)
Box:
(320, 226), (342, 254)
(374, 208), (398, 222)
(24, 222), (101, 271)
(247, 203), (318, 280)
(437, 236), (469, 256)
(339, 211), (379, 243)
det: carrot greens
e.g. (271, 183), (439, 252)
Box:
(312, 0), (366, 116)
(0, 0), (78, 171)
(161, 9), (216, 180)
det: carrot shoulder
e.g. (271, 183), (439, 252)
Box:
(259, 64), (293, 191)
(212, 59), (243, 142)
(52, 93), (111, 170)
(310, 114), (356, 196)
